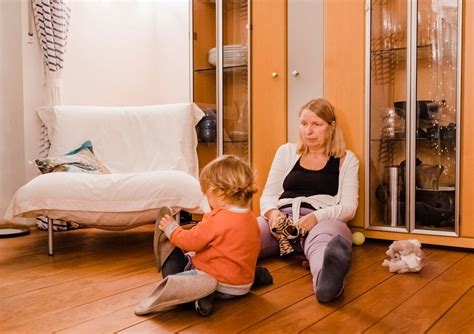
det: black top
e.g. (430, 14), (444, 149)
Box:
(279, 156), (340, 208)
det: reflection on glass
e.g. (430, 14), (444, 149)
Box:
(193, 0), (217, 170)
(193, 0), (250, 169)
(369, 0), (408, 228)
(415, 0), (458, 231)
(222, 0), (249, 161)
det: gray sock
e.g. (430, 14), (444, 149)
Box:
(316, 234), (352, 303)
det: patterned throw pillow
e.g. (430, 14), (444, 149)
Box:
(35, 141), (110, 231)
(35, 141), (111, 174)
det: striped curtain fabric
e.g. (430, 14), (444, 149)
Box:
(32, 0), (75, 231)
(32, 0), (71, 72)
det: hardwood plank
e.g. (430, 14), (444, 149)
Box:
(240, 243), (397, 333)
(301, 249), (465, 333)
(0, 242), (153, 292)
(0, 257), (154, 305)
(178, 244), (392, 333)
(117, 263), (311, 333)
(0, 225), (153, 260)
(0, 226), (153, 277)
(427, 286), (474, 334)
(2, 230), (471, 334)
(117, 242), (390, 333)
(1, 270), (160, 333)
(364, 253), (474, 333)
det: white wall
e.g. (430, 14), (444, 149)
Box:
(0, 0), (26, 220)
(1, 0), (190, 219)
(62, 0), (190, 105)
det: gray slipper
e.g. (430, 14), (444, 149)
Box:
(153, 207), (173, 272)
(135, 274), (218, 315)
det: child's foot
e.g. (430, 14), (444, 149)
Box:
(194, 293), (215, 317)
(252, 266), (274, 286)
(316, 235), (352, 303)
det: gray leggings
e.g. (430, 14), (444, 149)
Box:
(257, 207), (352, 291)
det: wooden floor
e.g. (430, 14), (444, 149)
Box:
(0, 225), (473, 334)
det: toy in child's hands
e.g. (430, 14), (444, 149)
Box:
(271, 215), (307, 256)
(382, 239), (424, 273)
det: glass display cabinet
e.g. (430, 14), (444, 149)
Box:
(365, 0), (462, 235)
(192, 0), (250, 169)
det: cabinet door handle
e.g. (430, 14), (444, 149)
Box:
(271, 72), (279, 78)
(291, 70), (300, 77)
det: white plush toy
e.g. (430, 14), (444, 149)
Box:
(382, 239), (424, 273)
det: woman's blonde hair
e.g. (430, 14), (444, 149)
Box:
(199, 155), (258, 207)
(297, 98), (346, 158)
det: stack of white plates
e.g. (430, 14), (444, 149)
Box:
(208, 44), (247, 67)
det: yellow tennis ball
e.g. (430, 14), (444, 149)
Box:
(352, 232), (366, 246)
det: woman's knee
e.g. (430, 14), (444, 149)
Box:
(310, 219), (352, 242)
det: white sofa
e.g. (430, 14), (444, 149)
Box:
(5, 103), (206, 255)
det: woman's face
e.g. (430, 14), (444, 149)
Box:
(299, 108), (331, 151)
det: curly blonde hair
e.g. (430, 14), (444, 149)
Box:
(297, 98), (346, 158)
(199, 155), (257, 207)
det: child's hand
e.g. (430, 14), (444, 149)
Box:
(158, 214), (177, 231)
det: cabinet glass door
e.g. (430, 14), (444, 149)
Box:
(366, 0), (461, 235)
(222, 0), (250, 161)
(368, 0), (409, 230)
(193, 0), (217, 170)
(193, 0), (250, 171)
(413, 0), (460, 233)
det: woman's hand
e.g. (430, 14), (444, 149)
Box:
(296, 213), (318, 235)
(266, 209), (285, 240)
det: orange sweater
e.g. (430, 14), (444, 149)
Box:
(169, 207), (260, 286)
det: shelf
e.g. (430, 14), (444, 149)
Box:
(370, 43), (432, 55)
(195, 65), (248, 73)
(198, 140), (249, 144)
(370, 137), (430, 142)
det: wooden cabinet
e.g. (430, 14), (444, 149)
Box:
(324, 0), (473, 248)
(287, 0), (324, 143)
(251, 0), (287, 212)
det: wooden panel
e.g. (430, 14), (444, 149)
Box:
(324, 0), (365, 227)
(251, 0), (288, 213)
(304, 250), (464, 332)
(240, 243), (392, 333)
(359, 229), (474, 248)
(428, 286), (474, 334)
(365, 254), (474, 333)
(461, 0), (474, 238)
(1, 229), (473, 332)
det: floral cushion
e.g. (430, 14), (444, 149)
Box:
(35, 140), (111, 174)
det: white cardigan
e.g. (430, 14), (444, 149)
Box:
(260, 143), (359, 223)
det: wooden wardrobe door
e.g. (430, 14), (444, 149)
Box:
(251, 0), (288, 213)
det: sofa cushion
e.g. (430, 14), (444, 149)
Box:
(37, 103), (204, 177)
(5, 170), (205, 229)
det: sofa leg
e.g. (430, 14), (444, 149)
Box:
(48, 218), (54, 256)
